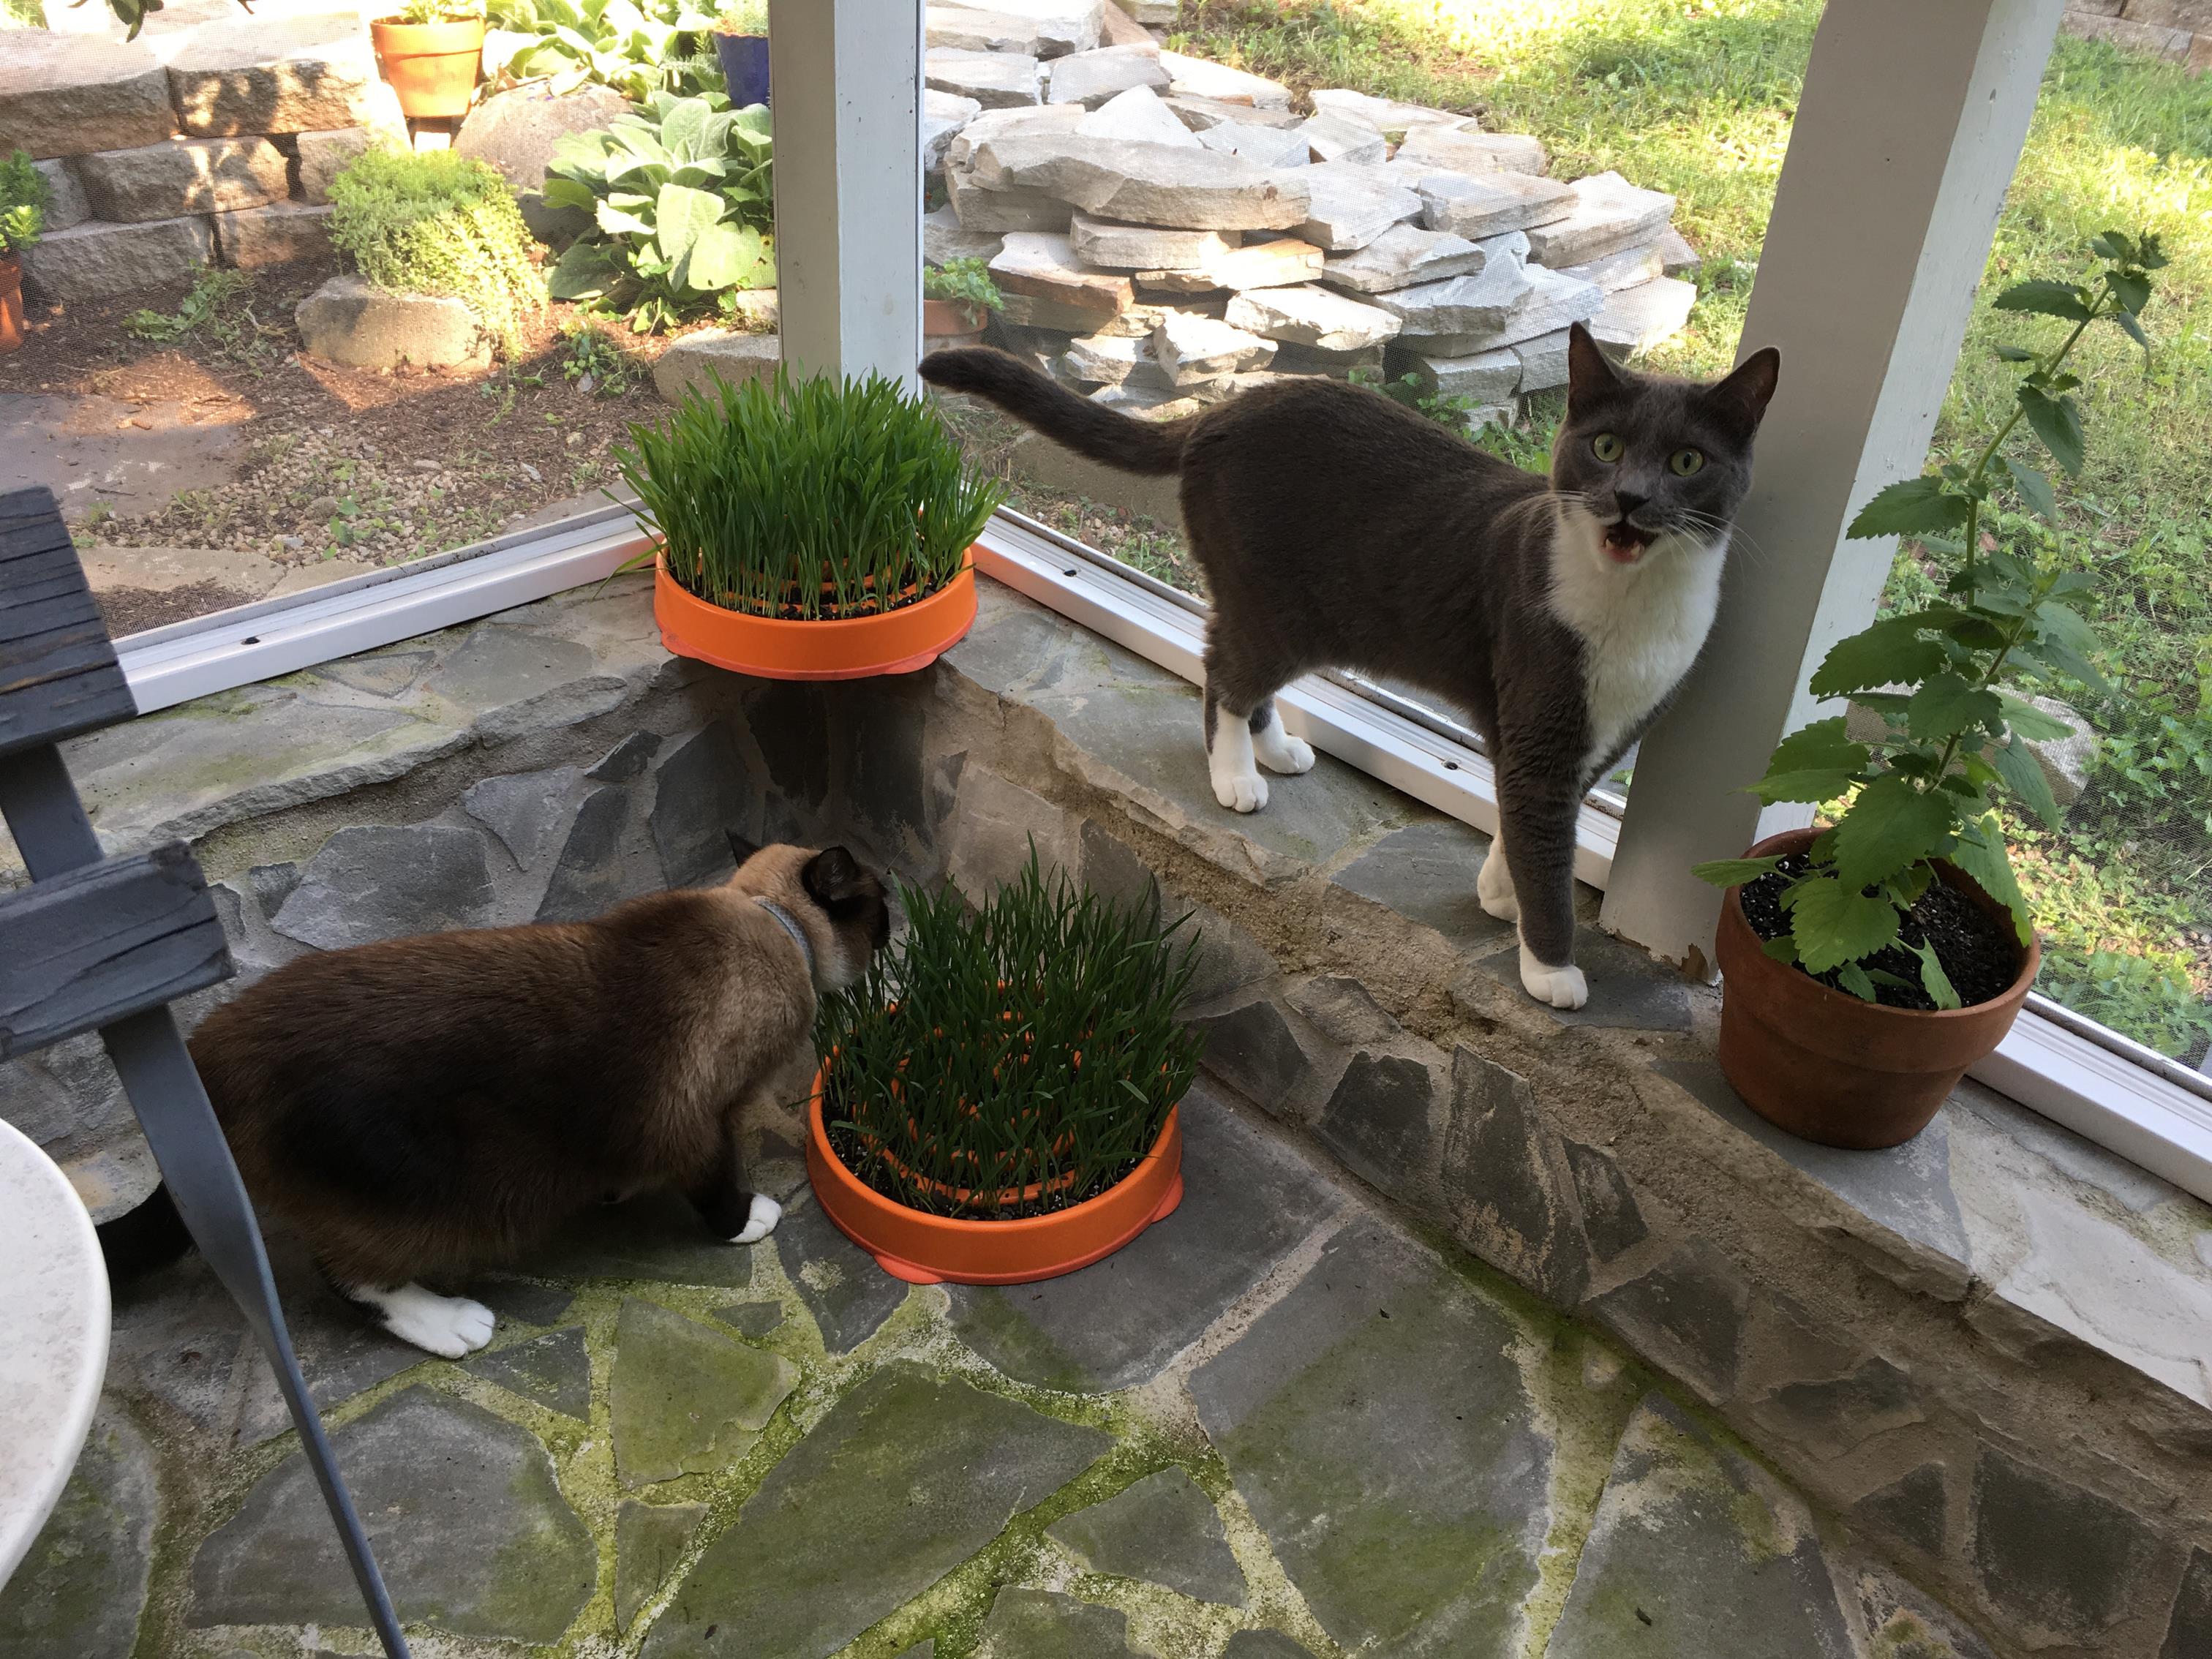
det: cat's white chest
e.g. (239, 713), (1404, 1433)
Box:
(1547, 517), (1726, 787)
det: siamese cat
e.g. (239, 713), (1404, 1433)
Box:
(102, 837), (888, 1357)
(922, 323), (1780, 1011)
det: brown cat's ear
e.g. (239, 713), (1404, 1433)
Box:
(803, 846), (890, 949)
(726, 830), (762, 869)
(1707, 346), (1782, 432)
(1564, 323), (1621, 407)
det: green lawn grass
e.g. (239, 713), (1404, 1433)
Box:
(1174, 0), (2212, 1057)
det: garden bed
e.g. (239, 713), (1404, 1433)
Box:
(0, 254), (669, 598)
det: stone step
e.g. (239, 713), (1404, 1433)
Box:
(21, 214), (215, 304)
(0, 31), (176, 162)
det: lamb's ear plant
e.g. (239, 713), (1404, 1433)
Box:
(614, 368), (1004, 619)
(1693, 230), (2165, 1007)
(816, 850), (1205, 1220)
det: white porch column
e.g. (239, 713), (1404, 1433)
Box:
(1600, 0), (2066, 968)
(768, 0), (924, 387)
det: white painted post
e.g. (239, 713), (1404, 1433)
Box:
(1600, 0), (2066, 968)
(767, 0), (924, 387)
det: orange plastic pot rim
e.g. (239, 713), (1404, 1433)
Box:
(654, 550), (977, 681)
(805, 1064), (1185, 1286)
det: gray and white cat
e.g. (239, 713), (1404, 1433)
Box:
(921, 324), (1780, 1009)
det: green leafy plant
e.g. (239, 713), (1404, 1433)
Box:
(617, 368), (1003, 619)
(715, 0), (765, 31)
(923, 257), (1004, 316)
(1694, 230), (2165, 1007)
(327, 149), (546, 357)
(558, 320), (636, 396)
(817, 851), (1204, 1220)
(1348, 364), (1495, 435)
(121, 266), (279, 366)
(1, 147), (50, 258)
(543, 91), (774, 333)
(391, 0), (486, 22)
(486, 0), (721, 98)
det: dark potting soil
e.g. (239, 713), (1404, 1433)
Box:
(1740, 851), (2021, 1012)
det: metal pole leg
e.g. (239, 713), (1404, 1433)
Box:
(99, 1008), (414, 1659)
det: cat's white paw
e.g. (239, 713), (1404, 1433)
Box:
(374, 1284), (497, 1358)
(1476, 849), (1519, 923)
(728, 1192), (782, 1246)
(1519, 945), (1589, 1011)
(1213, 771), (1268, 813)
(1254, 723), (1315, 776)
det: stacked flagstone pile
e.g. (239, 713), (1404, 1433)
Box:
(1, 0), (407, 304)
(922, 0), (1698, 424)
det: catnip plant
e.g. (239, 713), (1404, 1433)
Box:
(1693, 230), (2165, 1007)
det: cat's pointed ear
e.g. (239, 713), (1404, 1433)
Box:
(803, 846), (890, 947)
(1564, 323), (1621, 407)
(1707, 346), (1781, 432)
(802, 846), (870, 903)
(726, 830), (762, 869)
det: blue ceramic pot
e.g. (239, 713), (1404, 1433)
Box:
(715, 32), (770, 108)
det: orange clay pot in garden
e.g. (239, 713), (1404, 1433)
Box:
(621, 369), (1001, 682)
(0, 257), (24, 356)
(922, 297), (987, 349)
(371, 17), (486, 118)
(809, 855), (1203, 1287)
(808, 1070), (1184, 1285)
(1712, 828), (2039, 1150)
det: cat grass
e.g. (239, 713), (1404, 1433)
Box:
(617, 369), (1004, 622)
(816, 854), (1205, 1221)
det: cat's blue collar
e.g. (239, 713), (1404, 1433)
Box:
(755, 896), (814, 979)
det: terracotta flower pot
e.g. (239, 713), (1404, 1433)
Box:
(653, 549), (977, 680)
(1712, 827), (2040, 1150)
(922, 296), (987, 349)
(371, 18), (486, 118)
(0, 255), (23, 355)
(807, 1065), (1186, 1285)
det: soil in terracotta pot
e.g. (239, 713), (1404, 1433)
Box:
(1741, 851), (2021, 1011)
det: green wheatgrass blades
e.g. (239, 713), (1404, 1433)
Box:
(617, 369), (1004, 620)
(816, 854), (1205, 1221)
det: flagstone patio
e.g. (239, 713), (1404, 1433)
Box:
(2, 1078), (1990, 1659)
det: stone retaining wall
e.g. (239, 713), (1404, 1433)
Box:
(2064, 0), (2212, 68)
(4, 0), (406, 304)
(4, 574), (2211, 1655)
(922, 1), (1701, 430)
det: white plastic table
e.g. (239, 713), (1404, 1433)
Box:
(0, 1114), (110, 1589)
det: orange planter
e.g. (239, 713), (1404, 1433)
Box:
(0, 255), (23, 355)
(807, 1066), (1186, 1286)
(654, 551), (977, 680)
(371, 18), (486, 118)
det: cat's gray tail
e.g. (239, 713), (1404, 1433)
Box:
(919, 347), (1190, 475)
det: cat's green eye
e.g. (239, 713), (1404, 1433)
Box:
(1591, 432), (1625, 462)
(1670, 447), (1705, 476)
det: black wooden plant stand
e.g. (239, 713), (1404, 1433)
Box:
(0, 486), (412, 1658)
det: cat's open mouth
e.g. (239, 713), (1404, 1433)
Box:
(1600, 523), (1655, 564)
